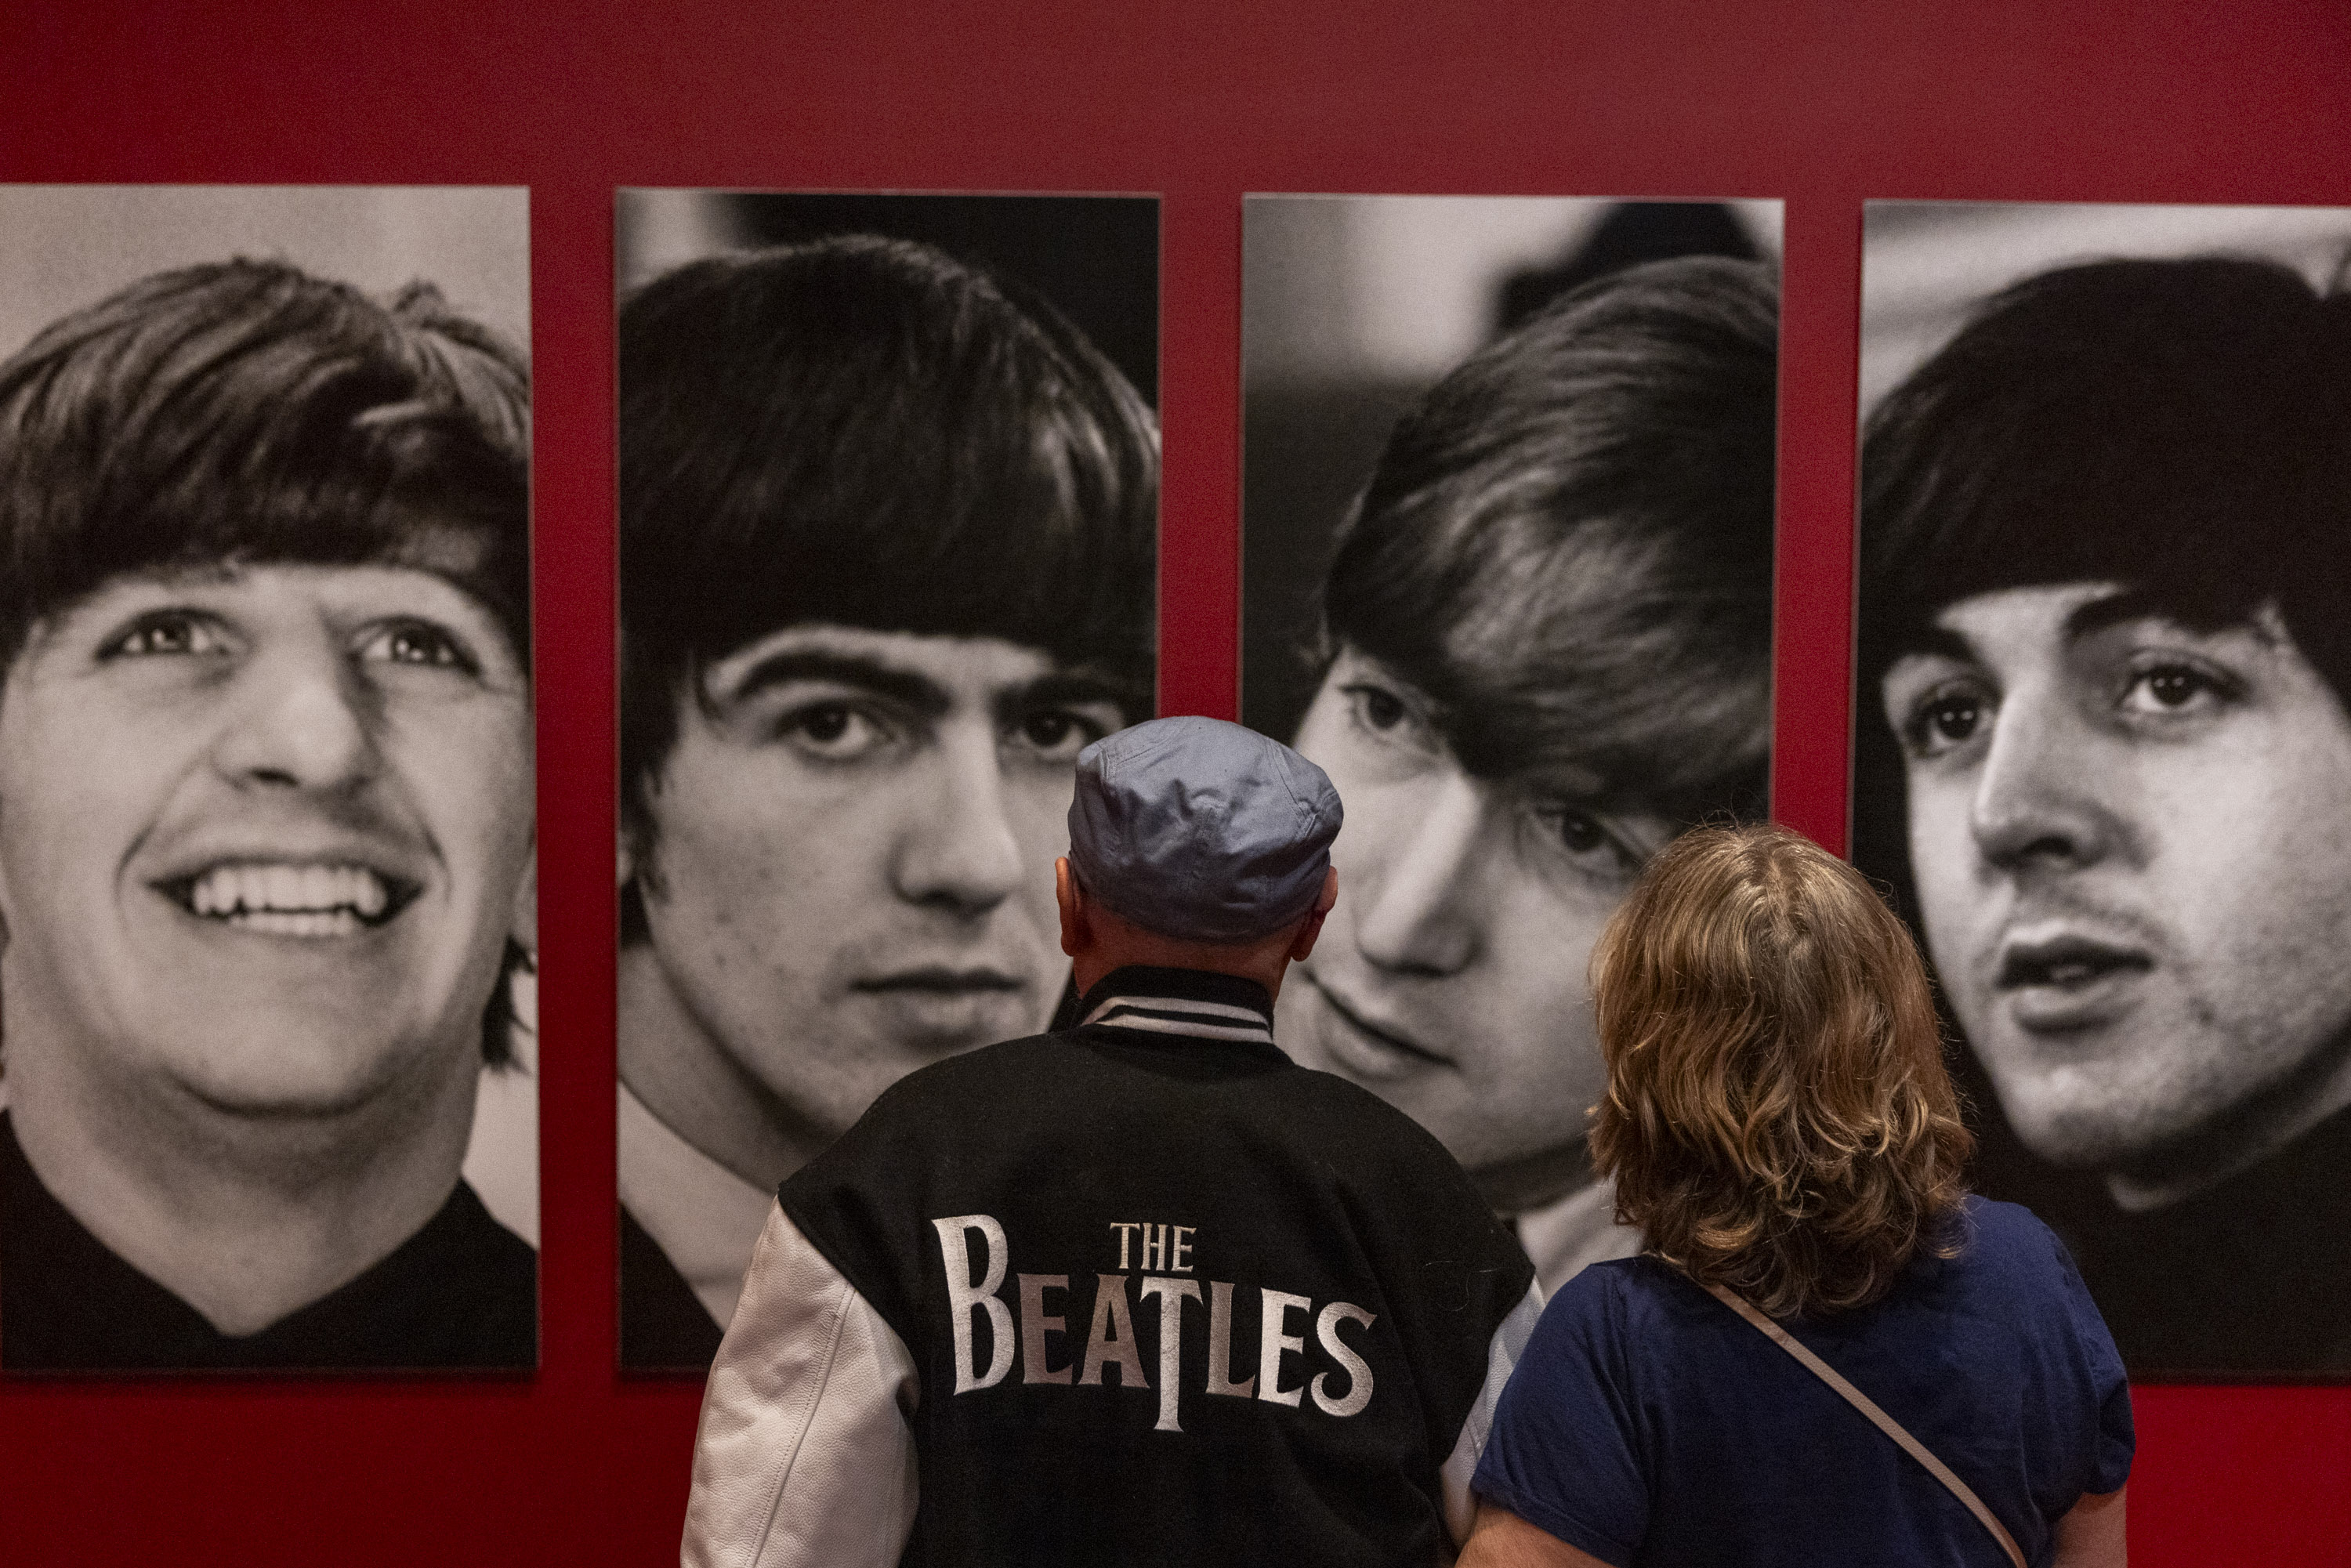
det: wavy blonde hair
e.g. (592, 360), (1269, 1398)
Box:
(1590, 824), (1972, 1318)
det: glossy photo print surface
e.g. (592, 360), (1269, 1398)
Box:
(0, 185), (538, 1373)
(614, 191), (1160, 1371)
(1853, 201), (2351, 1379)
(1239, 196), (1781, 1298)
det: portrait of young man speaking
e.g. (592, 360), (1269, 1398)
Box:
(1853, 200), (2351, 1375)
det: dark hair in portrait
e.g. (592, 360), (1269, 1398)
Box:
(1861, 255), (2351, 701)
(0, 257), (534, 1064)
(1591, 823), (1972, 1319)
(1319, 254), (1778, 825)
(1853, 254), (2351, 904)
(616, 234), (1161, 925)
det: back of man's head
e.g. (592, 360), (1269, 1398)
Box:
(1060, 716), (1342, 994)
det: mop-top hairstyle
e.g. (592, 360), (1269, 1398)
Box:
(1860, 253), (2351, 703)
(1590, 824), (1972, 1318)
(1319, 255), (1777, 827)
(618, 234), (1160, 877)
(0, 257), (531, 676)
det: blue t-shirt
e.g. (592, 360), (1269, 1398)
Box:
(1473, 1197), (2132, 1568)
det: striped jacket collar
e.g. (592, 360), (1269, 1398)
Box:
(1074, 966), (1277, 1049)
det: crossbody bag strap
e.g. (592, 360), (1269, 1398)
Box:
(1701, 1280), (2027, 1568)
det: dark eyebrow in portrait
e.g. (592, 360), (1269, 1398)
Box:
(998, 669), (1136, 726)
(713, 650), (954, 719)
(2063, 585), (2261, 644)
(1893, 624), (1978, 667)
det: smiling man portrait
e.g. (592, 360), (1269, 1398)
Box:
(0, 247), (538, 1371)
(1858, 233), (2351, 1374)
(615, 208), (1159, 1367)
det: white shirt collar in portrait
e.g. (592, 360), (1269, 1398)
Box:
(617, 1083), (774, 1331)
(1514, 1177), (1644, 1298)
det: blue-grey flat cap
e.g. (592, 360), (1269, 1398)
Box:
(1067, 716), (1342, 943)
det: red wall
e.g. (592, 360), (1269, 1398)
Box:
(2, 2), (2347, 1561)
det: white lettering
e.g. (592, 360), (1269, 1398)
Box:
(1257, 1289), (1310, 1407)
(1019, 1273), (1073, 1385)
(1141, 1223), (1168, 1273)
(1109, 1222), (1140, 1269)
(1079, 1273), (1148, 1388)
(933, 1215), (1012, 1393)
(1204, 1280), (1256, 1398)
(1310, 1301), (1377, 1418)
(1171, 1226), (1195, 1273)
(1139, 1277), (1202, 1431)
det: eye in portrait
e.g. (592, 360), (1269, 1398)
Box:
(1240, 197), (1781, 1297)
(0, 185), (538, 1373)
(1853, 201), (2351, 1377)
(615, 192), (1159, 1370)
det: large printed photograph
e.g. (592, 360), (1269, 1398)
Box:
(1853, 201), (2351, 1378)
(0, 185), (538, 1372)
(1240, 196), (1781, 1295)
(615, 191), (1159, 1370)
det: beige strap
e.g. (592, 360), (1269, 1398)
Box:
(1702, 1281), (2027, 1568)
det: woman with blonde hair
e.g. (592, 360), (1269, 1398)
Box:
(1459, 824), (2132, 1568)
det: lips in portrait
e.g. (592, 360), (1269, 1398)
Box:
(0, 563), (536, 1117)
(155, 858), (423, 939)
(132, 807), (448, 974)
(1991, 922), (2157, 1033)
(848, 961), (1034, 1052)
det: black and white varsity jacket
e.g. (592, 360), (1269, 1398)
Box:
(681, 966), (1542, 1567)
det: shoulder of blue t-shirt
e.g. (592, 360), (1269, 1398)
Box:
(1553, 1193), (2066, 1316)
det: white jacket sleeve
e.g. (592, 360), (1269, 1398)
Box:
(681, 1200), (920, 1568)
(1437, 1279), (1545, 1547)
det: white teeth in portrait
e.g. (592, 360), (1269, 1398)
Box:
(183, 864), (400, 930)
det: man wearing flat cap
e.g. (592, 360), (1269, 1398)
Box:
(682, 717), (1541, 1568)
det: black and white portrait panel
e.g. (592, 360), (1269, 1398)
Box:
(615, 192), (1159, 1370)
(1240, 196), (1781, 1297)
(1853, 201), (2351, 1378)
(0, 185), (538, 1372)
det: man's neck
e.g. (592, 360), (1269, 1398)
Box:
(3, 1035), (477, 1337)
(1470, 1135), (1601, 1215)
(1069, 945), (1289, 1005)
(616, 942), (831, 1195)
(1075, 964), (1277, 1014)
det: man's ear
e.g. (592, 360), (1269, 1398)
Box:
(512, 842), (539, 954)
(1288, 867), (1339, 962)
(1056, 857), (1089, 959)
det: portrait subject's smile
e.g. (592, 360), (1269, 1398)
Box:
(170, 860), (413, 935)
(0, 237), (541, 1373)
(0, 562), (534, 1117)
